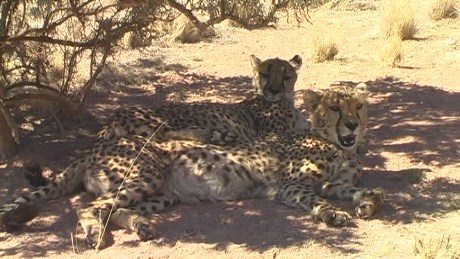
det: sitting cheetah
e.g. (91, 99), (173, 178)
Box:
(97, 54), (305, 143)
(0, 83), (385, 250)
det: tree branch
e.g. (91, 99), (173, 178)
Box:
(1, 35), (105, 47)
(163, 0), (208, 30)
(5, 81), (60, 94)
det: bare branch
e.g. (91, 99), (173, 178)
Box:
(163, 0), (207, 30)
(1, 35), (105, 47)
(4, 92), (76, 115)
(4, 81), (60, 94)
(78, 44), (110, 109)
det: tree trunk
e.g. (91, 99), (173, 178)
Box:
(0, 100), (17, 162)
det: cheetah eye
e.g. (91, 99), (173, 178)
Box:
(329, 106), (340, 112)
(259, 72), (269, 78)
(356, 103), (363, 110)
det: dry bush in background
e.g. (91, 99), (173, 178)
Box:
(429, 0), (459, 20)
(380, 0), (418, 40)
(310, 32), (339, 63)
(379, 36), (403, 67)
(322, 0), (377, 11)
(0, 0), (315, 161)
(0, 0), (169, 161)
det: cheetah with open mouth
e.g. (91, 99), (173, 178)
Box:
(0, 83), (384, 250)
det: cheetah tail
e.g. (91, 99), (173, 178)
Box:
(0, 159), (86, 232)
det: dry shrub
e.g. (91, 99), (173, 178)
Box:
(124, 31), (153, 48)
(310, 33), (339, 63)
(323, 0), (377, 11)
(379, 36), (403, 67)
(380, 0), (418, 40)
(429, 0), (458, 20)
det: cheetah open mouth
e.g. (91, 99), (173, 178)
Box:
(338, 134), (356, 147)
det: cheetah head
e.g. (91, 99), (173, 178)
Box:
(250, 54), (302, 103)
(303, 82), (369, 151)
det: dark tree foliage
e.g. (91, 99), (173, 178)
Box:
(0, 0), (313, 160)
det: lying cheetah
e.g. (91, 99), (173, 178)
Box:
(0, 83), (385, 250)
(97, 55), (305, 143)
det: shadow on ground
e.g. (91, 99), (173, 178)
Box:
(358, 76), (460, 224)
(127, 200), (361, 253)
(364, 76), (459, 167)
(360, 169), (460, 225)
(0, 198), (363, 256)
(92, 56), (253, 108)
(3, 56), (253, 172)
(0, 199), (78, 257)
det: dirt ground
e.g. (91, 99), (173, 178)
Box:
(1, 0), (459, 258)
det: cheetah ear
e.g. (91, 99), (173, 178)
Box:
(355, 82), (369, 96)
(250, 54), (262, 70)
(303, 89), (321, 111)
(289, 55), (302, 70)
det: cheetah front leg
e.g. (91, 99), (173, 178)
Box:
(320, 155), (385, 219)
(109, 208), (158, 241)
(277, 181), (351, 227)
(110, 191), (178, 241)
(78, 166), (165, 249)
(321, 181), (385, 219)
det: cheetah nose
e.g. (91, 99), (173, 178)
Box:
(345, 122), (358, 131)
(268, 87), (282, 95)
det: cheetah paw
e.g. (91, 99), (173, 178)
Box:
(134, 220), (158, 241)
(355, 188), (385, 218)
(209, 130), (237, 144)
(85, 225), (107, 250)
(317, 209), (352, 227)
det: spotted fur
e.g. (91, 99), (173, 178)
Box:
(97, 55), (305, 144)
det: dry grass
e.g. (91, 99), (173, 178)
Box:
(380, 0), (418, 40)
(310, 32), (339, 63)
(429, 0), (458, 20)
(414, 235), (460, 259)
(379, 36), (403, 67)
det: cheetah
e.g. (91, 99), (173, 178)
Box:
(0, 83), (385, 250)
(250, 54), (302, 103)
(97, 54), (305, 143)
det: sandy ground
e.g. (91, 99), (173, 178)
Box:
(1, 1), (459, 258)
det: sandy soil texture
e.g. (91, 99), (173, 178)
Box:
(1, 1), (459, 258)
